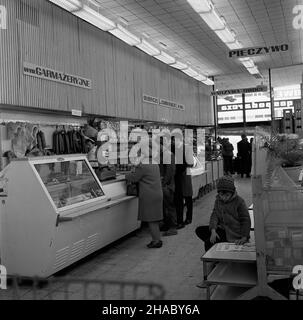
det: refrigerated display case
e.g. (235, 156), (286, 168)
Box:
(0, 154), (139, 277)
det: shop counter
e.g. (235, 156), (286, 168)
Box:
(0, 155), (139, 278)
(188, 156), (206, 199)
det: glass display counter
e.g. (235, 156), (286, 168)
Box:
(188, 156), (206, 199)
(0, 154), (139, 278)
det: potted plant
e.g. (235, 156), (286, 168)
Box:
(262, 132), (303, 183)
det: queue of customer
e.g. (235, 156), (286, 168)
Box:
(125, 133), (194, 249)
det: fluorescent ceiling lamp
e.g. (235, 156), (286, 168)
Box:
(200, 8), (226, 30)
(187, 0), (212, 13)
(202, 78), (214, 86)
(215, 27), (236, 43)
(247, 66), (259, 74)
(182, 67), (199, 77)
(109, 24), (140, 46)
(136, 39), (160, 56)
(74, 6), (116, 31)
(194, 74), (208, 81)
(154, 51), (176, 64)
(239, 58), (255, 68)
(49, 0), (82, 11)
(169, 60), (188, 70)
(226, 40), (243, 50)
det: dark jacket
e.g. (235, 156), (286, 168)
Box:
(159, 150), (175, 193)
(222, 141), (234, 157)
(209, 193), (251, 241)
(174, 145), (193, 197)
(237, 139), (251, 159)
(126, 164), (163, 222)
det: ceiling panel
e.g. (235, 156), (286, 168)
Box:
(90, 0), (302, 89)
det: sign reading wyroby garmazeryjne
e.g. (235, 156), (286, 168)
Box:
(23, 62), (92, 90)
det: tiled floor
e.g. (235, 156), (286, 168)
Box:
(0, 176), (253, 300)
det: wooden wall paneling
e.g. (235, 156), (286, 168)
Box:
(133, 49), (145, 122)
(142, 57), (158, 122)
(105, 36), (117, 118)
(194, 82), (200, 126)
(151, 59), (160, 122)
(82, 22), (110, 117)
(1, 0), (214, 126)
(113, 38), (135, 119)
(0, 0), (18, 106)
(125, 43), (136, 119)
(79, 20), (94, 115)
(157, 64), (169, 123)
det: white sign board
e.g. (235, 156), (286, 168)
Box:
(23, 62), (92, 90)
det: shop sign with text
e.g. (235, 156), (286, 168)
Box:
(143, 94), (185, 111)
(229, 44), (289, 58)
(211, 86), (267, 96)
(143, 94), (159, 105)
(23, 62), (92, 90)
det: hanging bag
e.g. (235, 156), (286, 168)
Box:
(126, 181), (138, 196)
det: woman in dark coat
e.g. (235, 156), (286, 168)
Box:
(125, 146), (163, 248)
(173, 134), (194, 228)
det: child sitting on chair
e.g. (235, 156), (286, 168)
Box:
(195, 176), (251, 253)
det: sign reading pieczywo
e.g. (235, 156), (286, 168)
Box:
(229, 44), (289, 58)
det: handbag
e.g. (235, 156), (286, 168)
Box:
(126, 182), (138, 196)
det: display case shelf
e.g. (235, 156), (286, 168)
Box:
(206, 262), (257, 287)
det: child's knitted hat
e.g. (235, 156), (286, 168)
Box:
(217, 176), (236, 192)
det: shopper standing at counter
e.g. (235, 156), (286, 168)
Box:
(85, 138), (97, 161)
(173, 133), (194, 228)
(159, 139), (178, 237)
(125, 146), (163, 249)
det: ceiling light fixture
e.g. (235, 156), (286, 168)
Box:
(246, 66), (260, 75)
(182, 67), (199, 77)
(187, 0), (212, 13)
(194, 74), (208, 81)
(202, 78), (214, 86)
(49, 1), (116, 31)
(199, 5), (226, 30)
(136, 39), (161, 56)
(169, 60), (188, 70)
(239, 58), (255, 68)
(154, 51), (176, 64)
(215, 27), (236, 43)
(109, 24), (140, 45)
(226, 40), (243, 50)
(49, 0), (82, 11)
